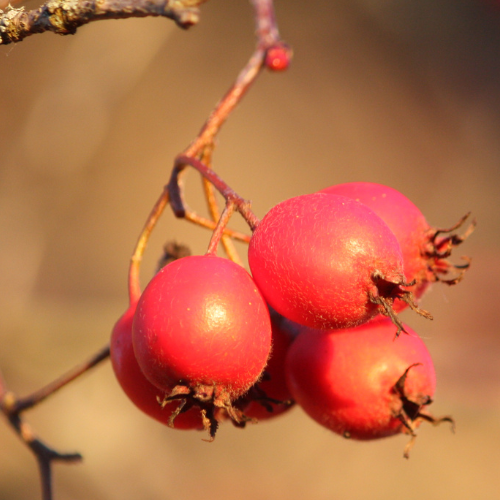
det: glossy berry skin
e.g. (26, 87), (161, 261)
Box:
(285, 319), (436, 440)
(132, 255), (272, 400)
(110, 304), (203, 430)
(248, 193), (407, 330)
(319, 182), (431, 302)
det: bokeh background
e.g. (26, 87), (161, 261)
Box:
(1, 0), (499, 498)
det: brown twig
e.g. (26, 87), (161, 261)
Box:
(115, 2), (287, 267)
(184, 0), (282, 157)
(200, 149), (243, 265)
(169, 155), (260, 230)
(126, 178), (250, 301)
(128, 186), (171, 304)
(206, 201), (237, 255)
(184, 209), (251, 243)
(1, 345), (110, 414)
(0, 0), (207, 45)
(164, 0), (287, 262)
(0, 345), (109, 500)
(7, 413), (82, 500)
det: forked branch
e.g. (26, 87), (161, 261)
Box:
(7, 413), (82, 500)
(169, 155), (260, 231)
(0, 346), (110, 500)
(168, 0), (288, 262)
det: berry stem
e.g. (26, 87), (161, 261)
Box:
(128, 186), (170, 304)
(164, 0), (287, 263)
(202, 176), (244, 265)
(169, 155), (260, 231)
(183, 209), (251, 243)
(206, 201), (236, 255)
(127, 2), (286, 290)
(200, 147), (244, 265)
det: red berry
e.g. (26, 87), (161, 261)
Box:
(248, 193), (424, 332)
(264, 44), (292, 71)
(110, 303), (203, 430)
(286, 319), (453, 456)
(132, 254), (272, 436)
(320, 182), (473, 306)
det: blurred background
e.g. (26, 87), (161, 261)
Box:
(1, 0), (499, 498)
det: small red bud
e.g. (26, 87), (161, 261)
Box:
(265, 44), (292, 72)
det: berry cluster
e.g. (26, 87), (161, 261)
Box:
(111, 182), (472, 455)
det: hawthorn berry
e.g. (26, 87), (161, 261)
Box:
(248, 192), (429, 333)
(285, 319), (454, 457)
(110, 303), (203, 430)
(132, 254), (272, 437)
(320, 182), (473, 306)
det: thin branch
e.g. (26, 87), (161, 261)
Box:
(124, 1), (288, 299)
(252, 0), (280, 47)
(184, 209), (251, 243)
(200, 149), (244, 265)
(185, 50), (265, 158)
(128, 186), (170, 304)
(206, 201), (236, 255)
(202, 177), (245, 264)
(169, 155), (260, 231)
(1, 347), (108, 499)
(184, 0), (281, 156)
(0, 0), (207, 45)
(165, 0), (286, 264)
(1, 345), (110, 414)
(7, 412), (82, 500)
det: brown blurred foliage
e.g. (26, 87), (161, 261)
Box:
(1, 1), (499, 499)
